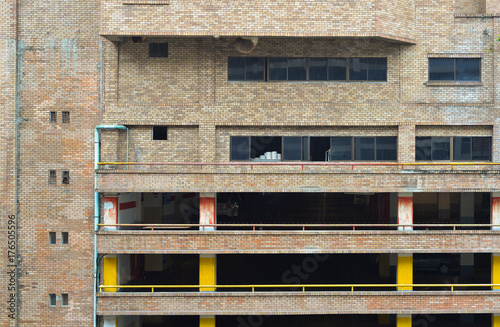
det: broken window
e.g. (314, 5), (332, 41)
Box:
(62, 170), (70, 184)
(49, 170), (57, 185)
(50, 112), (57, 123)
(62, 111), (70, 123)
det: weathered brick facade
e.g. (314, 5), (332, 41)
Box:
(3, 0), (500, 326)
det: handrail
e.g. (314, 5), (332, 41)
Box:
(96, 223), (500, 231)
(98, 283), (500, 293)
(97, 161), (500, 170)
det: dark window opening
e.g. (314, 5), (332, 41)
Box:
(149, 43), (168, 58)
(250, 136), (282, 159)
(429, 58), (481, 82)
(309, 137), (331, 161)
(416, 136), (491, 161)
(49, 170), (57, 185)
(152, 126), (168, 140)
(62, 111), (70, 123)
(50, 111), (57, 123)
(61, 232), (69, 245)
(228, 57), (265, 81)
(49, 232), (56, 245)
(62, 170), (70, 184)
(61, 294), (68, 306)
(49, 294), (56, 306)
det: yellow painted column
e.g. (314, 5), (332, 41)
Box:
(200, 254), (216, 292)
(103, 255), (118, 292)
(200, 315), (216, 327)
(397, 253), (413, 291)
(493, 253), (500, 290)
(397, 315), (411, 327)
(493, 314), (500, 327)
(398, 193), (413, 231)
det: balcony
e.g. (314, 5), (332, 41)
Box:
(100, 0), (416, 43)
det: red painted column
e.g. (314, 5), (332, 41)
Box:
(398, 193), (413, 231)
(200, 192), (216, 231)
(492, 193), (500, 231)
(103, 196), (118, 230)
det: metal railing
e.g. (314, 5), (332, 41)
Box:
(97, 223), (500, 231)
(96, 161), (500, 171)
(98, 283), (500, 293)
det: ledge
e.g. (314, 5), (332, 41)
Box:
(425, 81), (482, 87)
(455, 13), (500, 18)
(123, 0), (169, 4)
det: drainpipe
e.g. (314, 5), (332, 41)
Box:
(94, 125), (127, 327)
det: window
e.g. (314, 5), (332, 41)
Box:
(49, 232), (56, 245)
(228, 57), (387, 82)
(62, 111), (70, 123)
(152, 126), (168, 140)
(230, 136), (397, 161)
(50, 111), (57, 123)
(428, 58), (481, 81)
(61, 294), (68, 306)
(49, 294), (57, 306)
(49, 170), (57, 185)
(416, 136), (491, 161)
(149, 43), (168, 58)
(61, 232), (69, 245)
(62, 170), (70, 184)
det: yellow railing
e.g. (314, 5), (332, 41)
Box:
(99, 283), (500, 293)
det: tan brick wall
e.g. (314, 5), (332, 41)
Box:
(456, 0), (486, 14)
(97, 292), (500, 315)
(97, 230), (500, 254)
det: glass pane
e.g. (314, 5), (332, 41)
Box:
(453, 137), (471, 160)
(288, 58), (307, 81)
(431, 137), (450, 160)
(283, 137), (302, 160)
(349, 58), (368, 81)
(330, 137), (352, 161)
(456, 59), (480, 81)
(228, 57), (245, 80)
(250, 136), (282, 158)
(309, 137), (331, 161)
(269, 58), (287, 80)
(302, 137), (309, 161)
(376, 137), (397, 160)
(416, 137), (431, 161)
(354, 137), (375, 160)
(429, 58), (454, 81)
(230, 137), (250, 160)
(472, 137), (490, 160)
(328, 58), (347, 81)
(309, 58), (327, 81)
(368, 58), (387, 81)
(246, 57), (265, 80)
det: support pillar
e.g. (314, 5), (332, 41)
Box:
(103, 316), (118, 327)
(397, 253), (413, 291)
(200, 315), (216, 327)
(493, 314), (500, 327)
(200, 192), (216, 231)
(397, 315), (411, 327)
(103, 196), (118, 230)
(491, 192), (500, 230)
(103, 255), (118, 292)
(493, 253), (500, 290)
(200, 254), (216, 292)
(461, 193), (475, 277)
(398, 193), (413, 231)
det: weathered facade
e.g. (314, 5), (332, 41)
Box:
(2, 0), (500, 326)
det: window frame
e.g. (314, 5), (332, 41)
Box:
(428, 58), (481, 82)
(152, 126), (168, 141)
(149, 43), (168, 58)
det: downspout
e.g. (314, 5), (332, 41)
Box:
(94, 125), (127, 327)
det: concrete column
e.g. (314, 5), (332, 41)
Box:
(397, 253), (413, 291)
(103, 255), (118, 292)
(493, 253), (500, 291)
(103, 196), (118, 230)
(103, 317), (117, 327)
(200, 192), (216, 231)
(398, 193), (413, 231)
(397, 314), (411, 327)
(200, 315), (216, 327)
(493, 314), (500, 327)
(200, 254), (216, 292)
(461, 193), (475, 277)
(491, 192), (500, 230)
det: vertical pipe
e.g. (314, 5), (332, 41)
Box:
(126, 128), (129, 170)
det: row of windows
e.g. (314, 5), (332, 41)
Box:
(49, 232), (69, 245)
(228, 57), (387, 82)
(230, 136), (491, 162)
(231, 136), (397, 161)
(428, 58), (481, 82)
(49, 111), (70, 124)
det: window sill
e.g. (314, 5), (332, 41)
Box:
(425, 81), (482, 87)
(123, 0), (169, 5)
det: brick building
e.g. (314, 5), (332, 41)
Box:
(2, 0), (500, 326)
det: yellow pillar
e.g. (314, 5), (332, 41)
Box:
(493, 314), (500, 327)
(200, 315), (215, 327)
(200, 254), (216, 292)
(397, 315), (411, 327)
(397, 253), (413, 291)
(493, 253), (500, 290)
(103, 255), (118, 292)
